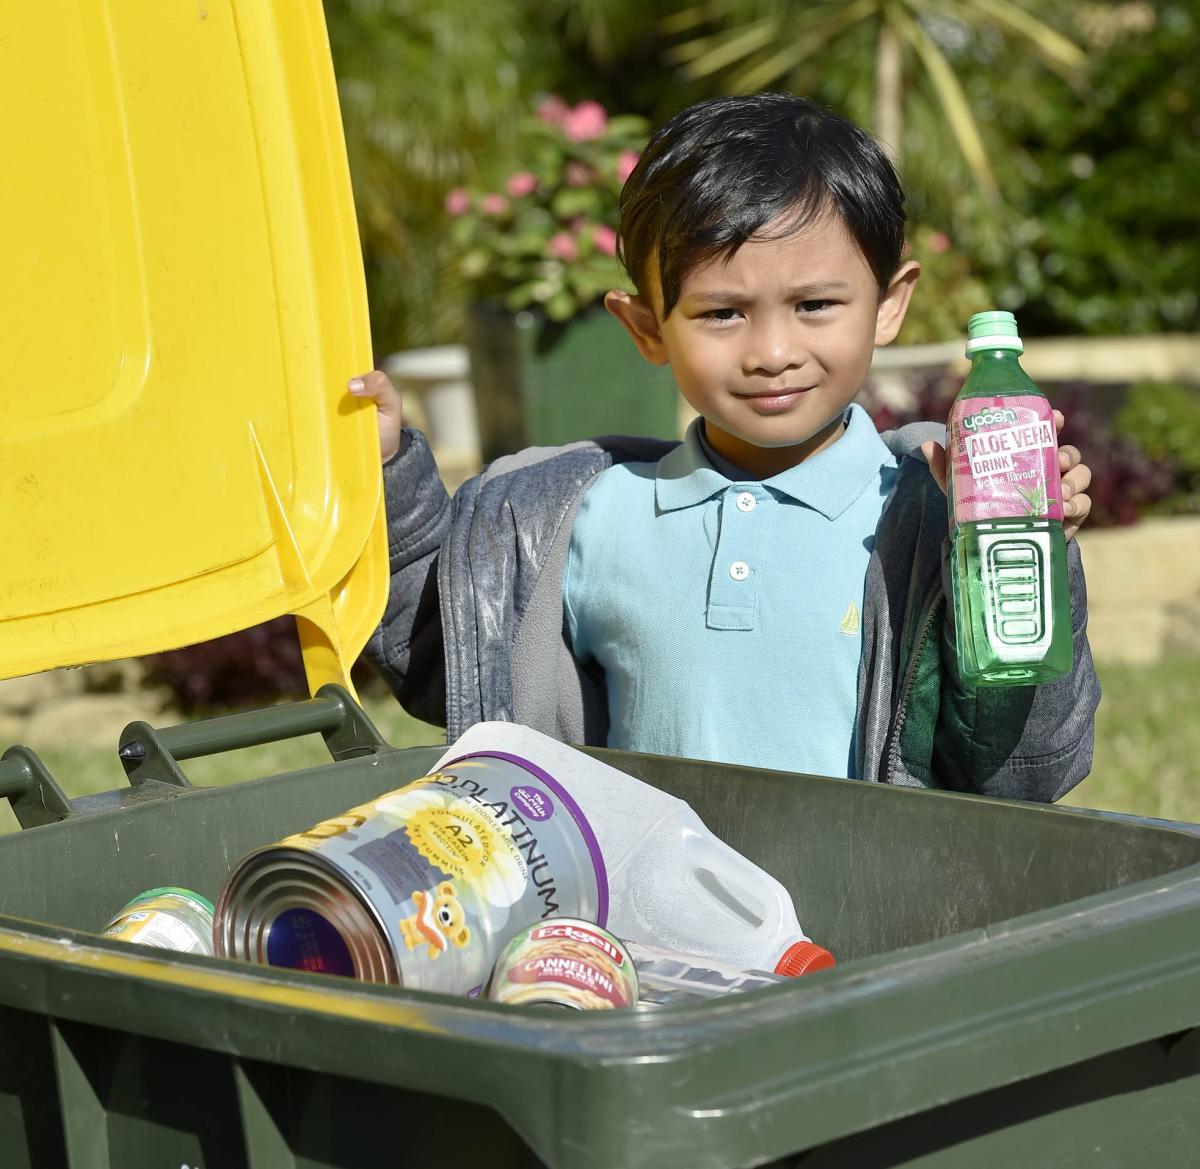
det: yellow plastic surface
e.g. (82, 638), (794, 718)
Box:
(0, 0), (385, 695)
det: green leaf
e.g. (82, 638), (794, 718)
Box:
(551, 188), (603, 218)
(545, 291), (577, 320)
(459, 250), (491, 279)
(603, 115), (652, 138)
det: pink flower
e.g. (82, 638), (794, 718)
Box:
(928, 231), (951, 254)
(565, 162), (594, 188)
(616, 150), (640, 183)
(480, 193), (510, 216)
(547, 232), (579, 262)
(444, 188), (471, 216)
(592, 224), (618, 256)
(562, 100), (608, 142)
(537, 96), (570, 127)
(505, 171), (538, 198)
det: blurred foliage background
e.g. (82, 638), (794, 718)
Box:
(324, 0), (1198, 355)
(137, 0), (1195, 717)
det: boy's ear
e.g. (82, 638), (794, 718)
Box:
(874, 260), (922, 347)
(605, 290), (668, 365)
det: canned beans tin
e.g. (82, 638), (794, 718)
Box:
(487, 918), (638, 1010)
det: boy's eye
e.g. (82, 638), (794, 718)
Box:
(702, 308), (741, 322)
(797, 299), (833, 313)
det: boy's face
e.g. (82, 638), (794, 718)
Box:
(607, 210), (919, 478)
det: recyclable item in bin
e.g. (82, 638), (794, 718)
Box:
(487, 917), (638, 1010)
(437, 722), (822, 976)
(101, 887), (215, 956)
(625, 939), (803, 1006)
(215, 756), (603, 992)
(947, 310), (1072, 685)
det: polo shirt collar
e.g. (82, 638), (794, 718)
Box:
(655, 403), (889, 520)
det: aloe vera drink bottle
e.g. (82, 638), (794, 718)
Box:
(946, 311), (1072, 685)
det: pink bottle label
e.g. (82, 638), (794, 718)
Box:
(948, 395), (1063, 526)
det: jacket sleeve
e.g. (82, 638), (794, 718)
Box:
(933, 538), (1101, 801)
(364, 428), (452, 727)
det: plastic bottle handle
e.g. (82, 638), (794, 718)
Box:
(681, 823), (804, 939)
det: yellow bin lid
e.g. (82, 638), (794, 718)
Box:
(0, 1), (386, 696)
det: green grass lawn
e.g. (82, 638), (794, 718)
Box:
(1061, 653), (1200, 823)
(2, 656), (1196, 835)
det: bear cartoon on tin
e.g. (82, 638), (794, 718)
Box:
(399, 881), (471, 959)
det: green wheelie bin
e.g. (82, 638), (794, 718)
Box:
(0, 691), (1198, 1169)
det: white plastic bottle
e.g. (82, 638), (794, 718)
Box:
(435, 723), (834, 977)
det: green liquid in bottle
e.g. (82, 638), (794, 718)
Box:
(947, 312), (1072, 686)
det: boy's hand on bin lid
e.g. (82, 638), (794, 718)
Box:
(347, 370), (404, 464)
(921, 410), (1092, 543)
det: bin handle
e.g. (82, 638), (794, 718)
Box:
(117, 683), (390, 787)
(0, 747), (75, 828)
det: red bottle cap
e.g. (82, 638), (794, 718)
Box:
(774, 940), (836, 977)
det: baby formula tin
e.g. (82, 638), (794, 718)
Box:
(215, 755), (608, 994)
(487, 918), (638, 1010)
(102, 887), (215, 955)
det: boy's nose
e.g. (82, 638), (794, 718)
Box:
(742, 324), (803, 377)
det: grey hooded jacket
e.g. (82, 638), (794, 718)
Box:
(369, 424), (1099, 801)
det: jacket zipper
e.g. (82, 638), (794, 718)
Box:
(885, 592), (944, 784)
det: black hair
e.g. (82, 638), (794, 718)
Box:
(617, 92), (907, 318)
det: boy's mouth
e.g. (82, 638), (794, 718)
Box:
(735, 386), (814, 412)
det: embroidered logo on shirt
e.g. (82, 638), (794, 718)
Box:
(839, 602), (860, 635)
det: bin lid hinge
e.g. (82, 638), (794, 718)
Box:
(118, 722), (193, 789)
(0, 746), (76, 828)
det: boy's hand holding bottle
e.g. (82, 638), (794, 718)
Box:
(347, 370), (405, 464)
(921, 413), (1093, 542)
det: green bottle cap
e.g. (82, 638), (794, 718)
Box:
(965, 309), (1023, 354)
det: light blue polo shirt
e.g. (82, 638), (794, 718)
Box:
(563, 404), (899, 777)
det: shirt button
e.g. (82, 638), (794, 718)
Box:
(735, 491), (756, 512)
(729, 561), (750, 581)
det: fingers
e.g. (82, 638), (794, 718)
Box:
(1059, 445), (1093, 540)
(920, 438), (948, 497)
(348, 369), (402, 411)
(1062, 491), (1091, 541)
(348, 370), (404, 463)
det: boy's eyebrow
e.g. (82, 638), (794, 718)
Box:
(686, 282), (852, 304)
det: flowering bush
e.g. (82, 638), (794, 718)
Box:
(443, 97), (650, 322)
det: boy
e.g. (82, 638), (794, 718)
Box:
(349, 92), (1099, 800)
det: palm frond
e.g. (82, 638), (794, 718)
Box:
(662, 0), (744, 35)
(959, 0), (1088, 78)
(675, 0), (877, 88)
(893, 6), (1000, 201)
(676, 18), (784, 79)
(724, 2), (878, 91)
